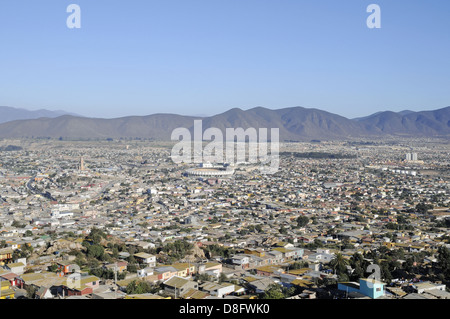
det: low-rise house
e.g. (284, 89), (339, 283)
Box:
(244, 248), (266, 257)
(0, 280), (15, 299)
(307, 249), (335, 264)
(256, 265), (284, 277)
(197, 262), (223, 278)
(231, 255), (250, 269)
(163, 276), (198, 298)
(244, 277), (279, 294)
(92, 288), (127, 299)
(182, 288), (210, 299)
(272, 247), (301, 260)
(155, 266), (178, 281)
(35, 286), (53, 299)
(290, 247), (304, 260)
(137, 267), (154, 278)
(116, 277), (138, 292)
(412, 281), (446, 294)
(17, 271), (66, 297)
(4, 262), (25, 275)
(104, 261), (128, 273)
(0, 248), (13, 265)
(0, 272), (20, 287)
(199, 281), (235, 298)
(298, 236), (314, 244)
(280, 273), (301, 284)
(56, 260), (78, 275)
(80, 275), (101, 290)
(274, 242), (294, 249)
(118, 252), (130, 260)
(28, 239), (46, 248)
(171, 263), (196, 277)
(267, 250), (284, 264)
(63, 275), (100, 297)
(290, 278), (315, 291)
(134, 252), (156, 267)
(338, 278), (385, 299)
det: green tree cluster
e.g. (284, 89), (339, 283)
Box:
(126, 280), (159, 294)
(158, 240), (193, 261)
(437, 246), (450, 279)
(202, 244), (234, 259)
(260, 283), (296, 299)
(90, 267), (126, 280)
(295, 216), (309, 228)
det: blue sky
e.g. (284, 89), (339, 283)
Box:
(0, 0), (449, 119)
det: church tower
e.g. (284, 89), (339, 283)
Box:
(80, 157), (85, 171)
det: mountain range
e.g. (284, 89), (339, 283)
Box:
(0, 106), (448, 141)
(0, 106), (79, 124)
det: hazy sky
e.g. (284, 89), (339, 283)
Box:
(0, 0), (449, 119)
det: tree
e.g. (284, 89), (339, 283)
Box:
(261, 284), (285, 299)
(396, 215), (409, 224)
(86, 244), (104, 260)
(14, 245), (33, 259)
(11, 220), (26, 228)
(74, 255), (86, 268)
(380, 262), (393, 283)
(86, 227), (107, 244)
(47, 264), (59, 273)
(437, 246), (450, 277)
(161, 240), (194, 260)
(26, 285), (37, 299)
(350, 264), (365, 281)
(337, 273), (349, 282)
(126, 280), (154, 294)
(86, 257), (100, 270)
(279, 226), (288, 235)
(435, 218), (450, 228)
(196, 273), (212, 282)
(218, 272), (228, 284)
(90, 268), (126, 280)
(390, 248), (405, 260)
(416, 202), (433, 214)
(127, 256), (138, 273)
(350, 252), (364, 268)
(330, 253), (349, 278)
(288, 261), (309, 270)
(238, 229), (248, 236)
(404, 257), (414, 273)
(203, 244), (234, 259)
(111, 247), (119, 259)
(296, 216), (309, 228)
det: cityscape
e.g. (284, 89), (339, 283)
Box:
(0, 1), (449, 312)
(0, 136), (449, 300)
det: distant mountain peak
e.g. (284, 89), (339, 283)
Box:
(0, 106), (81, 124)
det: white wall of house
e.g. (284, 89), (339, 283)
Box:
(214, 285), (235, 298)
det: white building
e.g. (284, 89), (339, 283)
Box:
(231, 255), (250, 266)
(200, 282), (235, 298)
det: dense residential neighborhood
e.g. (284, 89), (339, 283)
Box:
(0, 138), (449, 300)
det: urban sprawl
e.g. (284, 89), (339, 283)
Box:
(0, 138), (449, 300)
